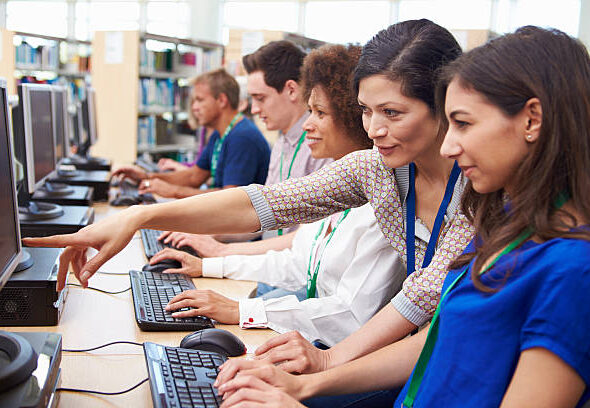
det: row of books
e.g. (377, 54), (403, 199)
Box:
(139, 78), (181, 112)
(138, 115), (175, 148)
(16, 42), (59, 70)
(139, 45), (223, 76)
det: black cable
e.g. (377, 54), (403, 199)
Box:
(67, 283), (131, 294)
(63, 340), (143, 353)
(56, 378), (148, 395)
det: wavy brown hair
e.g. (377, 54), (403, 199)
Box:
(437, 26), (590, 291)
(300, 44), (370, 149)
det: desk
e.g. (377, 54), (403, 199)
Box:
(2, 202), (278, 407)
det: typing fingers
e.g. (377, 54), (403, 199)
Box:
(150, 248), (183, 264)
(254, 331), (299, 357)
(216, 360), (266, 390)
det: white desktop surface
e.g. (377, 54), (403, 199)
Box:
(3, 201), (277, 407)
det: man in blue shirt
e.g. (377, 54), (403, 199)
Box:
(112, 69), (270, 198)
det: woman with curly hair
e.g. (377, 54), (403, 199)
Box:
(138, 43), (405, 346)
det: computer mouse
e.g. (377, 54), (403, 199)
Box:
(142, 259), (182, 273)
(110, 194), (140, 206)
(138, 193), (157, 204)
(180, 328), (246, 357)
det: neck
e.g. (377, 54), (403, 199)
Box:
(213, 109), (240, 135)
(280, 103), (307, 134)
(413, 142), (455, 186)
(331, 137), (366, 161)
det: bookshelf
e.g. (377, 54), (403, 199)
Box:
(91, 31), (223, 164)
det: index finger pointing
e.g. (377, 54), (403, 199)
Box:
(254, 332), (293, 356)
(23, 233), (80, 249)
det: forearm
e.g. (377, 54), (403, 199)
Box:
(130, 188), (260, 234)
(326, 303), (417, 369)
(219, 231), (296, 256)
(300, 327), (427, 399)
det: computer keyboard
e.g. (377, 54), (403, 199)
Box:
(111, 180), (156, 206)
(129, 269), (214, 331)
(140, 229), (199, 259)
(143, 341), (226, 408)
(135, 158), (161, 174)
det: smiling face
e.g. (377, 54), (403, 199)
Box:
(302, 87), (360, 160)
(441, 78), (534, 195)
(247, 71), (297, 133)
(357, 75), (439, 169)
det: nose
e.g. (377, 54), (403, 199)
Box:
(250, 100), (261, 115)
(365, 115), (387, 140)
(440, 128), (462, 159)
(302, 114), (314, 133)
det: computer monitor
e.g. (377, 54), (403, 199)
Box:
(12, 83), (64, 220)
(0, 77), (38, 393)
(50, 86), (70, 162)
(78, 87), (97, 157)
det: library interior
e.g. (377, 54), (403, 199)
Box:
(1, 1), (590, 407)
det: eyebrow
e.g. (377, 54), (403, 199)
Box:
(449, 110), (469, 119)
(357, 98), (403, 109)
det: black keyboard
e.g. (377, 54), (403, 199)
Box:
(140, 229), (199, 259)
(129, 269), (214, 331)
(114, 180), (156, 205)
(144, 342), (226, 408)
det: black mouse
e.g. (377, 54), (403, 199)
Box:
(110, 194), (140, 207)
(142, 259), (182, 273)
(180, 328), (246, 357)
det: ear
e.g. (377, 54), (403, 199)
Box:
(523, 97), (542, 143)
(216, 93), (229, 109)
(283, 79), (300, 103)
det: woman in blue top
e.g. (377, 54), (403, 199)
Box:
(215, 26), (590, 408)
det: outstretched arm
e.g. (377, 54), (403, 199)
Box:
(23, 188), (259, 290)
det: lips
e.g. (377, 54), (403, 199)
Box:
(375, 145), (396, 155)
(460, 165), (475, 177)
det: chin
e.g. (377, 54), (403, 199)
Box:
(379, 153), (409, 170)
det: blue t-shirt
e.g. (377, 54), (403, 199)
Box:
(197, 117), (270, 188)
(395, 236), (590, 407)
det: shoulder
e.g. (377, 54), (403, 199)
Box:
(527, 237), (590, 274)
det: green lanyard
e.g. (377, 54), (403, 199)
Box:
(402, 192), (569, 407)
(210, 112), (242, 188)
(306, 209), (351, 298)
(277, 131), (306, 236)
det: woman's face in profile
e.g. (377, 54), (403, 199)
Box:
(303, 87), (357, 160)
(441, 78), (534, 195)
(357, 75), (439, 169)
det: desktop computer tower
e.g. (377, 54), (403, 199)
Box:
(48, 170), (110, 201)
(0, 247), (68, 326)
(19, 205), (94, 238)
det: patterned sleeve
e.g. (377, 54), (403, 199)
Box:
(391, 211), (475, 326)
(242, 150), (370, 231)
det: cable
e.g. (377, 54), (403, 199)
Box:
(63, 340), (143, 353)
(56, 378), (148, 395)
(67, 283), (131, 294)
(96, 270), (130, 275)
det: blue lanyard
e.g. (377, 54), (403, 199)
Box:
(406, 161), (461, 276)
(210, 113), (242, 187)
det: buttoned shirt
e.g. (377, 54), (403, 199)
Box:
(202, 204), (404, 345)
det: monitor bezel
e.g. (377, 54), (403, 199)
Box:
(86, 87), (97, 146)
(20, 83), (57, 192)
(0, 77), (23, 291)
(50, 85), (71, 161)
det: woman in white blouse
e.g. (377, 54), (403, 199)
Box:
(151, 44), (404, 346)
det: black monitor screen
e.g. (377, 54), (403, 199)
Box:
(0, 87), (20, 289)
(54, 90), (66, 160)
(30, 89), (55, 184)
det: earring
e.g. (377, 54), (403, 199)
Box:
(525, 134), (533, 142)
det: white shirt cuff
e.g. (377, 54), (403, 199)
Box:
(239, 298), (268, 329)
(202, 257), (224, 278)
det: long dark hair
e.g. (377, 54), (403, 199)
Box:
(353, 19), (462, 117)
(438, 26), (590, 291)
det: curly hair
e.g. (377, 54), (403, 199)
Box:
(300, 44), (371, 149)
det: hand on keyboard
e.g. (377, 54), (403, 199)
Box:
(150, 247), (202, 277)
(161, 232), (223, 258)
(138, 178), (179, 199)
(165, 289), (239, 324)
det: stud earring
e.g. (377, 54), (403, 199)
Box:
(526, 134), (533, 141)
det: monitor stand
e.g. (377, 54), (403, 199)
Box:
(19, 205), (94, 238)
(37, 181), (73, 197)
(0, 332), (62, 408)
(14, 249), (33, 272)
(0, 332), (38, 393)
(18, 201), (64, 221)
(61, 154), (111, 172)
